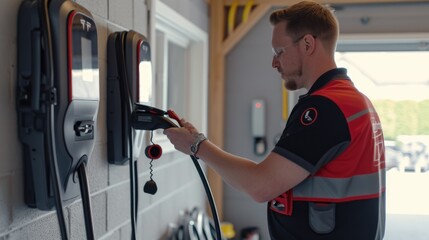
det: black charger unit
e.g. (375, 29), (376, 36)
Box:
(17, 0), (99, 210)
(107, 30), (152, 240)
(107, 30), (152, 165)
(106, 30), (223, 240)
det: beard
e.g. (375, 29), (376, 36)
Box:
(279, 57), (303, 90)
(283, 69), (302, 90)
(284, 77), (298, 90)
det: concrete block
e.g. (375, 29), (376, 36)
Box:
(132, 0), (148, 36)
(137, 172), (152, 213)
(138, 181), (206, 240)
(119, 223), (131, 240)
(25, 212), (69, 240)
(75, 0), (108, 19)
(69, 202), (86, 240)
(106, 183), (130, 230)
(69, 192), (107, 239)
(0, 175), (11, 232)
(149, 156), (199, 204)
(9, 171), (43, 231)
(138, 206), (161, 240)
(100, 229), (120, 240)
(0, 227), (28, 240)
(108, 0), (133, 29)
(108, 164), (129, 186)
(87, 142), (109, 193)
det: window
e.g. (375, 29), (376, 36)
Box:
(152, 1), (208, 152)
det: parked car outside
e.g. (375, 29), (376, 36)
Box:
(396, 136), (429, 173)
(385, 140), (401, 171)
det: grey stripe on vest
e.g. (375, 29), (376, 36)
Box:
(347, 108), (374, 122)
(294, 171), (386, 199)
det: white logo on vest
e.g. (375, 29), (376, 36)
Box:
(300, 107), (318, 126)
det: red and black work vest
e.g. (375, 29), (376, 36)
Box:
(270, 79), (386, 216)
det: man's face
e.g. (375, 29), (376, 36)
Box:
(271, 22), (303, 90)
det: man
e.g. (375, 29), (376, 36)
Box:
(164, 1), (386, 239)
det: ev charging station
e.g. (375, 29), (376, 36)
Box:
(107, 30), (223, 240)
(107, 30), (153, 240)
(16, 0), (222, 237)
(17, 0), (98, 239)
(107, 30), (151, 166)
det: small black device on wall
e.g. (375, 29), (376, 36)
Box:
(252, 99), (267, 155)
(17, 0), (98, 239)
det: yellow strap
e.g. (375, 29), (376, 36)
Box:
(282, 84), (289, 121)
(227, 0), (239, 34)
(242, 0), (254, 23)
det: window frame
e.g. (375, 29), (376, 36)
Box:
(151, 1), (209, 152)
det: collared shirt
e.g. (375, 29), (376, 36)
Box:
(273, 68), (351, 174)
(269, 68), (385, 240)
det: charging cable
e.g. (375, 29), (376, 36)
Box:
(190, 155), (222, 240)
(115, 32), (139, 240)
(132, 106), (223, 240)
(77, 160), (95, 240)
(39, 0), (96, 239)
(39, 0), (68, 239)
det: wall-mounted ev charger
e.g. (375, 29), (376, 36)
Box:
(17, 0), (98, 239)
(252, 99), (267, 155)
(107, 30), (223, 240)
(107, 30), (152, 165)
(107, 30), (153, 240)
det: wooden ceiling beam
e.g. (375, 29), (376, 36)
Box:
(222, 3), (271, 55)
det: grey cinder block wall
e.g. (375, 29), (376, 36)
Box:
(0, 0), (208, 239)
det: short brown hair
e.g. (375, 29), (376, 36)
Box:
(269, 1), (339, 52)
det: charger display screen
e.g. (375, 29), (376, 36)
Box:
(68, 11), (99, 101)
(137, 40), (152, 104)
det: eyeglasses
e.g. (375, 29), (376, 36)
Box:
(272, 46), (288, 58)
(272, 34), (314, 58)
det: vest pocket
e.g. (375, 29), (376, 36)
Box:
(309, 202), (336, 234)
